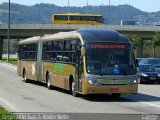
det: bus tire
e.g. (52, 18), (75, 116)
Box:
(112, 93), (121, 99)
(23, 69), (28, 83)
(71, 80), (78, 97)
(46, 73), (52, 90)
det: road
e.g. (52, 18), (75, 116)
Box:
(0, 62), (160, 115)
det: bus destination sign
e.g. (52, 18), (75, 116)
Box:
(90, 44), (126, 49)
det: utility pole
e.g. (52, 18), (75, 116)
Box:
(86, 0), (88, 14)
(67, 0), (70, 29)
(108, 0), (110, 24)
(7, 0), (10, 62)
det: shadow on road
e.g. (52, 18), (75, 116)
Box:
(81, 94), (132, 102)
(26, 80), (160, 103)
(81, 93), (160, 103)
(26, 79), (71, 94)
(140, 82), (160, 85)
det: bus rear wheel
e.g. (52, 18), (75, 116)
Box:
(23, 70), (28, 83)
(46, 73), (52, 90)
(71, 80), (78, 97)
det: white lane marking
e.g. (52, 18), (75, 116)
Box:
(123, 96), (160, 108)
(0, 96), (19, 112)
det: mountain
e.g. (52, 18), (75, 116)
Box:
(0, 3), (160, 25)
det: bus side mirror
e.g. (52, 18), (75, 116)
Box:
(81, 46), (85, 57)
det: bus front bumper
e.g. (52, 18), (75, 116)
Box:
(81, 84), (138, 95)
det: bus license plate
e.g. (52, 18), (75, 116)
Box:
(110, 88), (119, 92)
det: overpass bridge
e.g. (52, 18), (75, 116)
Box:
(0, 24), (160, 59)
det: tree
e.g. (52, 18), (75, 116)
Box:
(130, 34), (143, 57)
(130, 34), (142, 46)
(152, 32), (160, 58)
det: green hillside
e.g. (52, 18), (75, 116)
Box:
(0, 3), (160, 25)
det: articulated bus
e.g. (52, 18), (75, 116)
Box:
(52, 13), (104, 25)
(17, 29), (138, 97)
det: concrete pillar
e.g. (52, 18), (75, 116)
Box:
(136, 46), (142, 58)
(140, 38), (144, 57)
(0, 37), (3, 60)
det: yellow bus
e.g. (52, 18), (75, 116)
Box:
(17, 29), (138, 98)
(52, 13), (104, 25)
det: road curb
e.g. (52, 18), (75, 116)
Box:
(0, 97), (19, 112)
(0, 61), (17, 67)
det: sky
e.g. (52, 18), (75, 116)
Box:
(0, 0), (160, 12)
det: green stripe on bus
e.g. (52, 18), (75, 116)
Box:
(54, 63), (64, 72)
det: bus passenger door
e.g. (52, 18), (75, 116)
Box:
(36, 40), (43, 82)
(75, 51), (82, 92)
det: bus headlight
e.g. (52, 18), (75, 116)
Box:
(133, 80), (137, 84)
(88, 80), (94, 85)
(85, 76), (98, 85)
(88, 80), (98, 85)
(130, 80), (138, 85)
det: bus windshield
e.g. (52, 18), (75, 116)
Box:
(86, 42), (137, 75)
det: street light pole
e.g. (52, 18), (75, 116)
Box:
(108, 0), (110, 24)
(7, 0), (10, 62)
(86, 0), (88, 14)
(67, 0), (70, 29)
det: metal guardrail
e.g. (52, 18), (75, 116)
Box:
(0, 24), (160, 31)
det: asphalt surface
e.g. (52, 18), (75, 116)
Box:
(0, 62), (160, 119)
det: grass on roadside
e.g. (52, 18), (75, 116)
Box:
(0, 106), (18, 120)
(0, 106), (9, 115)
(0, 57), (17, 65)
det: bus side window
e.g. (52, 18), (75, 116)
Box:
(46, 42), (52, 51)
(63, 40), (71, 63)
(53, 41), (59, 51)
(64, 40), (71, 51)
(42, 42), (47, 60)
(59, 41), (64, 51)
(76, 45), (81, 52)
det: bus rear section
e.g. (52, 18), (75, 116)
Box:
(17, 36), (41, 82)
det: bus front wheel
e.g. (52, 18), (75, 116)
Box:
(46, 73), (52, 90)
(23, 70), (28, 83)
(71, 80), (78, 97)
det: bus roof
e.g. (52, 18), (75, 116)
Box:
(41, 31), (84, 44)
(19, 36), (41, 45)
(53, 13), (102, 16)
(19, 29), (130, 45)
(76, 29), (130, 43)
(41, 29), (130, 44)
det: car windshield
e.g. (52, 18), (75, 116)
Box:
(141, 58), (160, 65)
(86, 42), (137, 75)
(139, 65), (156, 72)
(137, 58), (142, 64)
